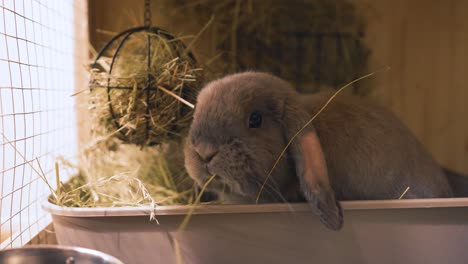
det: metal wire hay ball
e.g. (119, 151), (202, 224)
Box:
(89, 26), (202, 146)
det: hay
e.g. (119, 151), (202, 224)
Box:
(89, 29), (202, 146)
(51, 137), (196, 208)
(159, 0), (371, 94)
(51, 28), (211, 210)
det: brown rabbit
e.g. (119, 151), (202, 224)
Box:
(184, 72), (453, 230)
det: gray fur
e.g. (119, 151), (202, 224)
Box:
(184, 72), (453, 230)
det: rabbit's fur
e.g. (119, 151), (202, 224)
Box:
(184, 72), (453, 230)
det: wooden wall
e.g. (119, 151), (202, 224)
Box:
(76, 0), (91, 149)
(87, 0), (468, 174)
(363, 0), (468, 173)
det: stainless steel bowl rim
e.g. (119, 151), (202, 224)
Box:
(0, 245), (125, 264)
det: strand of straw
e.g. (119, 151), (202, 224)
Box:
(173, 174), (217, 264)
(158, 85), (195, 109)
(256, 67), (391, 203)
(1, 133), (59, 200)
(55, 161), (61, 197)
(398, 186), (411, 199)
(177, 174), (217, 231)
(184, 15), (215, 55)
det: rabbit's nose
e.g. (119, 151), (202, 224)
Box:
(195, 144), (219, 163)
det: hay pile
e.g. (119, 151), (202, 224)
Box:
(51, 138), (196, 208)
(159, 0), (371, 94)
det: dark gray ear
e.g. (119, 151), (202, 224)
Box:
(292, 131), (343, 230)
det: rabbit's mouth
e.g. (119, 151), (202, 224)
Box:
(190, 139), (270, 200)
(201, 165), (258, 199)
(202, 163), (283, 202)
(204, 173), (246, 196)
(205, 175), (226, 190)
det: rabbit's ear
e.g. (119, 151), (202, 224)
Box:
(292, 130), (343, 230)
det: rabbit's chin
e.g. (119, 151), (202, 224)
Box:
(204, 174), (255, 199)
(216, 192), (255, 204)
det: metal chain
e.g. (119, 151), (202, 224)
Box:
(144, 0), (151, 27)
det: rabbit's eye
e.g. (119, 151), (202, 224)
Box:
(249, 112), (262, 128)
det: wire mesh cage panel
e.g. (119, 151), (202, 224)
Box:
(0, 0), (78, 248)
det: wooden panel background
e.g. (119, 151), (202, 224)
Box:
(363, 0), (468, 173)
(87, 0), (468, 174)
(75, 0), (91, 148)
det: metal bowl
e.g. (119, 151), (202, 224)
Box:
(0, 245), (124, 264)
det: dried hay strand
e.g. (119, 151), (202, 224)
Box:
(89, 29), (203, 146)
(256, 67), (390, 202)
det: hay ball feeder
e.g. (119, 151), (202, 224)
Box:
(89, 26), (201, 146)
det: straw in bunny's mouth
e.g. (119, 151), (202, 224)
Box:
(207, 175), (232, 192)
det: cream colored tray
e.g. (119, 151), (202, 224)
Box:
(43, 198), (468, 264)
